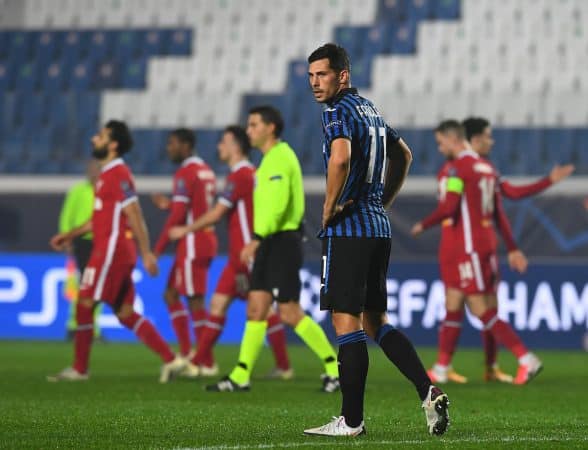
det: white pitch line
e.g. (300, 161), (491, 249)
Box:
(174, 435), (588, 450)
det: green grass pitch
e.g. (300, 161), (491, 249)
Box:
(0, 341), (586, 449)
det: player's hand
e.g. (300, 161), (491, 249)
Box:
(322, 200), (353, 229)
(240, 240), (260, 265)
(508, 250), (528, 274)
(142, 251), (159, 276)
(549, 164), (575, 183)
(169, 225), (188, 241)
(151, 193), (171, 210)
(49, 233), (70, 251)
(410, 222), (424, 237)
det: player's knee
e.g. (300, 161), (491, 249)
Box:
(77, 298), (94, 310)
(115, 304), (134, 320)
(188, 295), (205, 311)
(278, 304), (303, 326)
(163, 289), (179, 305)
(210, 295), (230, 316)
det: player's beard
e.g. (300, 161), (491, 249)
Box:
(92, 145), (108, 160)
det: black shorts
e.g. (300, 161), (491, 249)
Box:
(73, 237), (93, 273)
(250, 231), (303, 302)
(320, 237), (391, 314)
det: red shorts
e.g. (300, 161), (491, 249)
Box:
(440, 251), (499, 295)
(167, 257), (212, 297)
(215, 261), (249, 299)
(79, 253), (135, 308)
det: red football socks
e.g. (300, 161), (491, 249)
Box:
(481, 308), (528, 359)
(267, 312), (290, 370)
(120, 312), (175, 363)
(481, 329), (497, 367)
(167, 301), (191, 357)
(72, 302), (94, 374)
(191, 308), (208, 344)
(437, 310), (463, 367)
(192, 314), (225, 367)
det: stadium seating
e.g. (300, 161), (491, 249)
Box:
(0, 0), (587, 175)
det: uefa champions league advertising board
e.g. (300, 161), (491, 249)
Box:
(0, 253), (587, 349)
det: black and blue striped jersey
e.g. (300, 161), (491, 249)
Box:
(319, 88), (400, 239)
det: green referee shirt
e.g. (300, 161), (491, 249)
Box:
(59, 180), (94, 240)
(253, 141), (305, 238)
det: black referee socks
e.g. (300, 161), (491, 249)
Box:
(337, 330), (369, 428)
(376, 325), (431, 401)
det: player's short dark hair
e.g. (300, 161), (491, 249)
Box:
(435, 120), (465, 139)
(105, 120), (133, 155)
(224, 125), (251, 156)
(462, 117), (491, 141)
(170, 128), (196, 149)
(249, 105), (284, 138)
(307, 43), (350, 73)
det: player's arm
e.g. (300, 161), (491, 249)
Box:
(499, 164), (575, 199)
(493, 189), (527, 274)
(153, 201), (188, 256)
(169, 202), (229, 241)
(411, 176), (462, 236)
(49, 220), (92, 251)
(382, 137), (412, 209)
(322, 137), (352, 228)
(123, 200), (158, 276)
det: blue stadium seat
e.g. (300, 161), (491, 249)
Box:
(40, 61), (67, 92)
(1, 92), (18, 133)
(350, 56), (372, 88)
(120, 57), (147, 89)
(0, 59), (15, 93)
(14, 62), (39, 92)
(28, 125), (53, 162)
(377, 0), (408, 24)
(114, 30), (145, 61)
(434, 0), (461, 20)
(61, 31), (88, 67)
(166, 29), (192, 55)
(195, 129), (223, 171)
(74, 92), (100, 131)
(334, 26), (369, 62)
(7, 31), (37, 66)
(86, 31), (115, 64)
(391, 20), (417, 54)
(34, 31), (63, 68)
(69, 60), (95, 91)
(15, 92), (45, 131)
(143, 29), (166, 56)
(93, 61), (119, 89)
(406, 0), (434, 21)
(0, 32), (10, 58)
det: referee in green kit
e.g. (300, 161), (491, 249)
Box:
(207, 106), (339, 392)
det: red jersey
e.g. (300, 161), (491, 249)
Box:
(217, 160), (255, 267)
(154, 156), (217, 260)
(447, 150), (499, 255)
(92, 158), (137, 265)
(437, 160), (457, 262)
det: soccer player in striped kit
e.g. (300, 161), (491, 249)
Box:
(153, 129), (218, 364)
(304, 44), (449, 437)
(48, 120), (184, 383)
(168, 125), (292, 378)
